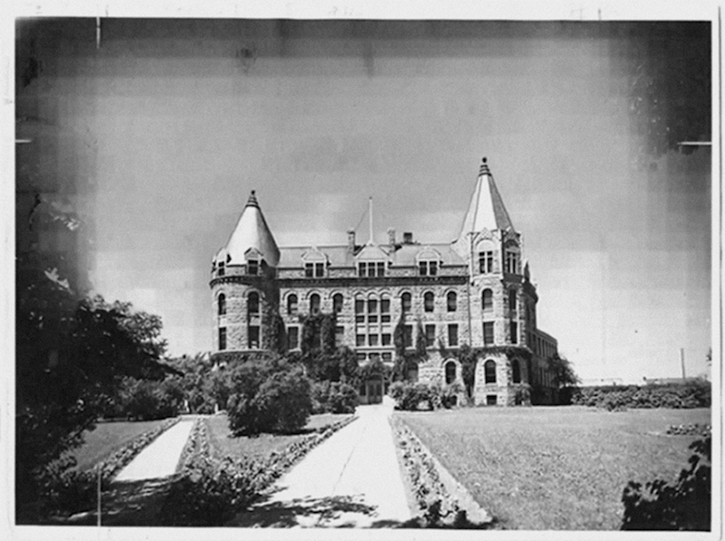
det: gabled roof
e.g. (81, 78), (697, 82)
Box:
(457, 158), (514, 244)
(224, 191), (280, 267)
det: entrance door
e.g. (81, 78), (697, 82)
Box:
(366, 378), (383, 404)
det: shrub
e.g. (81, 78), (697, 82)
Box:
(226, 358), (313, 435)
(621, 435), (711, 530)
(389, 381), (438, 411)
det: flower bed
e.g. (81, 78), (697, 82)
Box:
(158, 414), (358, 526)
(666, 423), (711, 437)
(390, 417), (458, 519)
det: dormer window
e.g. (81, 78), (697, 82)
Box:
(418, 260), (438, 276)
(504, 250), (520, 274)
(358, 261), (385, 277)
(305, 262), (325, 278)
(247, 259), (259, 276)
(218, 261), (225, 276)
(479, 251), (493, 273)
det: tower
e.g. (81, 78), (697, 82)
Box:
(210, 191), (280, 354)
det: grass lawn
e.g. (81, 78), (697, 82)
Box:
(397, 406), (711, 530)
(68, 419), (170, 471)
(205, 412), (353, 461)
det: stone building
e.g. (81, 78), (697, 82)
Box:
(210, 158), (560, 405)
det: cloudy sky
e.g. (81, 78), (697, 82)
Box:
(14, 12), (714, 383)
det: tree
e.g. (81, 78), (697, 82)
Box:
(16, 290), (171, 509)
(546, 353), (580, 388)
(457, 344), (478, 400)
(415, 319), (428, 359)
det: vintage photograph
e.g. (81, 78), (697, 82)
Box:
(10, 2), (716, 535)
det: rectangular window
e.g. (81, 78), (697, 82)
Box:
(382, 352), (392, 362)
(288, 326), (299, 350)
(381, 333), (392, 346)
(479, 251), (494, 273)
(448, 324), (459, 347)
(357, 261), (386, 277)
(248, 259), (259, 276)
(368, 334), (379, 346)
(356, 335), (366, 347)
(505, 251), (519, 274)
(218, 327), (227, 351)
(418, 260), (438, 276)
(356, 353), (367, 362)
(508, 289), (517, 313)
(248, 326), (260, 348)
(404, 325), (413, 348)
(483, 322), (494, 345)
(510, 321), (518, 344)
(355, 299), (364, 314)
(425, 324), (436, 347)
(218, 261), (225, 277)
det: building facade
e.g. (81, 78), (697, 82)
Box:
(210, 158), (560, 405)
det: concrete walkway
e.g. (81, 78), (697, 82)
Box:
(234, 400), (413, 528)
(114, 419), (195, 482)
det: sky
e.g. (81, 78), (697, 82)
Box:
(13, 14), (715, 384)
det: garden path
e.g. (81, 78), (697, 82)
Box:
(233, 399), (413, 527)
(114, 419), (195, 482)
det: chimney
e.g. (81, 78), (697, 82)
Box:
(387, 228), (396, 246)
(403, 231), (413, 244)
(347, 229), (356, 252)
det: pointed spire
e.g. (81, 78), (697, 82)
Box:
(225, 190), (280, 267)
(457, 157), (514, 243)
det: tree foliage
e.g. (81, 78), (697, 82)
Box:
(546, 353), (580, 388)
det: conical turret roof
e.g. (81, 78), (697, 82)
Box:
(225, 191), (280, 267)
(457, 158), (514, 241)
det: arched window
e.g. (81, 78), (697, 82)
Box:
(333, 293), (344, 314)
(484, 360), (497, 384)
(401, 292), (411, 313)
(218, 293), (226, 316)
(310, 293), (321, 315)
(424, 292), (434, 312)
(287, 294), (298, 315)
(512, 359), (521, 384)
(248, 292), (260, 317)
(445, 360), (456, 384)
(482, 289), (493, 312)
(447, 291), (457, 312)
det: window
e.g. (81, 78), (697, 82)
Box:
(486, 394), (497, 406)
(305, 262), (325, 278)
(218, 327), (227, 351)
(381, 333), (391, 346)
(445, 361), (457, 384)
(424, 292), (434, 312)
(447, 291), (457, 312)
(218, 261), (225, 277)
(483, 322), (494, 345)
(358, 261), (386, 277)
(287, 294), (298, 315)
(482, 289), (493, 312)
(381, 297), (391, 322)
(404, 325), (413, 348)
(288, 326), (299, 350)
(425, 324), (435, 347)
(247, 259), (259, 276)
(335, 326), (344, 347)
(401, 292), (412, 313)
(510, 321), (518, 344)
(355, 295), (393, 350)
(248, 292), (260, 317)
(419, 260), (438, 276)
(218, 293), (226, 316)
(479, 251), (494, 273)
(448, 324), (459, 347)
(310, 293), (321, 315)
(248, 326), (260, 348)
(333, 293), (344, 314)
(508, 289), (517, 313)
(484, 360), (496, 384)
(356, 335), (366, 347)
(512, 359), (521, 384)
(368, 334), (379, 346)
(505, 250), (520, 274)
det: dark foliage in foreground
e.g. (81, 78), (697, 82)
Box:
(621, 435), (711, 530)
(571, 381), (711, 410)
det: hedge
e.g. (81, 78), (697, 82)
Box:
(570, 381), (710, 410)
